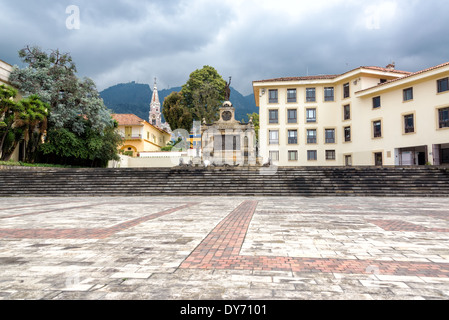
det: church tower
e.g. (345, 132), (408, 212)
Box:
(149, 78), (162, 128)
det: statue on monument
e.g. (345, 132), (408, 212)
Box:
(224, 76), (232, 101)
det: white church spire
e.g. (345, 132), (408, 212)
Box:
(149, 77), (162, 128)
(148, 78), (172, 134)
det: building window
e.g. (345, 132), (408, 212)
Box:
(269, 130), (279, 145)
(306, 108), (316, 123)
(269, 89), (278, 103)
(403, 87), (413, 101)
(125, 126), (132, 138)
(287, 109), (297, 123)
(404, 114), (415, 133)
(288, 150), (298, 161)
(344, 126), (351, 142)
(373, 96), (381, 109)
(343, 83), (350, 99)
(306, 88), (316, 102)
(324, 87), (334, 101)
(307, 129), (317, 144)
(343, 104), (351, 120)
(439, 107), (449, 128)
(287, 89), (297, 103)
(373, 120), (382, 138)
(269, 110), (278, 124)
(326, 150), (336, 160)
(269, 151), (279, 161)
(437, 78), (449, 93)
(325, 129), (335, 144)
(288, 130), (298, 144)
(307, 150), (317, 161)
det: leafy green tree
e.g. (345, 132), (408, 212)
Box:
(39, 127), (83, 161)
(9, 46), (120, 167)
(14, 95), (49, 163)
(247, 112), (259, 142)
(190, 81), (223, 123)
(0, 85), (49, 162)
(40, 120), (122, 167)
(181, 65), (226, 122)
(10, 46), (113, 136)
(0, 85), (19, 154)
(162, 91), (193, 132)
(84, 120), (123, 167)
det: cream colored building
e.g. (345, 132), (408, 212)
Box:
(0, 59), (13, 86)
(253, 62), (449, 166)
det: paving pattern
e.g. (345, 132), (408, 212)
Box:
(0, 196), (449, 300)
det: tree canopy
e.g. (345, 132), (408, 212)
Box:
(8, 45), (122, 167)
(0, 85), (50, 162)
(162, 91), (193, 132)
(247, 112), (260, 142)
(163, 65), (226, 131)
(10, 46), (113, 136)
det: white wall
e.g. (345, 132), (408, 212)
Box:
(108, 154), (193, 168)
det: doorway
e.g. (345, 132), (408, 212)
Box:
(418, 152), (426, 166)
(397, 146), (428, 166)
(374, 152), (383, 166)
(345, 155), (352, 166)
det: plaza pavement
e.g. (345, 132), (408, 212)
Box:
(0, 196), (449, 300)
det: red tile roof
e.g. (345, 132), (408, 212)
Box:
(253, 66), (412, 84)
(253, 74), (338, 83)
(359, 66), (411, 75)
(357, 61), (449, 93)
(111, 114), (145, 126)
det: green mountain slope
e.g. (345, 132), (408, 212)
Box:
(100, 82), (257, 123)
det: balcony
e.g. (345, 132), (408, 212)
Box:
(124, 134), (142, 140)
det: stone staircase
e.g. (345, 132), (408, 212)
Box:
(0, 166), (448, 197)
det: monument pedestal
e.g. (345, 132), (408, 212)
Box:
(201, 101), (257, 167)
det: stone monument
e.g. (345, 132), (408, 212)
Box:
(201, 78), (257, 166)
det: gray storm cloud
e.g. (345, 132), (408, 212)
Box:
(1, 0), (448, 94)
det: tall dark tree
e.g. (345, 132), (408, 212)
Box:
(162, 91), (193, 132)
(181, 65), (226, 123)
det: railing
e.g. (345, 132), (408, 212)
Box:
(125, 134), (142, 139)
(439, 120), (449, 128)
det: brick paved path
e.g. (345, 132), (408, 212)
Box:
(0, 196), (449, 300)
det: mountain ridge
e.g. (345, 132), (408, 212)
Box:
(100, 81), (257, 123)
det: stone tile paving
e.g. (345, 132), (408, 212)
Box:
(0, 196), (448, 300)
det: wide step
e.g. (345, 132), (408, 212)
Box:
(0, 166), (448, 197)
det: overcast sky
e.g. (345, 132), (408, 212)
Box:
(1, 0), (449, 95)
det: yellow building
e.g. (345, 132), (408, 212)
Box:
(253, 62), (449, 166)
(112, 114), (171, 156)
